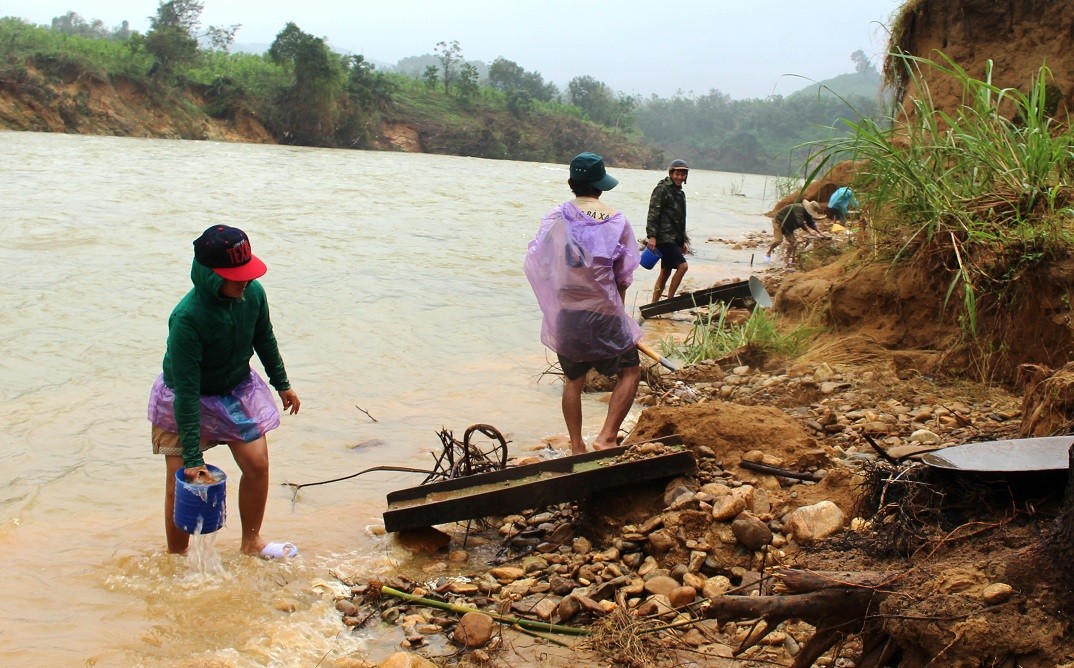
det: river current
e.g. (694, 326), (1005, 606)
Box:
(0, 131), (778, 666)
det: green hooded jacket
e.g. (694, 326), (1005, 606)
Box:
(162, 260), (290, 467)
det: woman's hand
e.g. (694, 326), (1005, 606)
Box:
(185, 465), (213, 483)
(279, 389), (301, 414)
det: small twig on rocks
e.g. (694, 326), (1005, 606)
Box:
(739, 460), (823, 482)
(862, 433), (900, 465)
(355, 405), (378, 422)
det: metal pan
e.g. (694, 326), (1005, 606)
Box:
(920, 435), (1074, 472)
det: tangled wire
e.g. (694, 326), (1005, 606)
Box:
(423, 423), (509, 483)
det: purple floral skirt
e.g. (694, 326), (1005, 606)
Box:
(147, 369), (280, 443)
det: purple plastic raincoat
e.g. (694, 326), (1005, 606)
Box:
(524, 202), (642, 362)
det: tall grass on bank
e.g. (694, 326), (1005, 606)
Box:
(822, 54), (1074, 337)
(670, 307), (815, 365)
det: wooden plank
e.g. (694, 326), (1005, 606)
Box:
(383, 440), (693, 532)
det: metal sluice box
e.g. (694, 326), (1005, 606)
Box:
(638, 276), (771, 319)
(382, 439), (695, 533)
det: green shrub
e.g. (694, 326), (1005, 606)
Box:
(669, 306), (815, 364)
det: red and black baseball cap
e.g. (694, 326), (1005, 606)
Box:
(193, 225), (267, 281)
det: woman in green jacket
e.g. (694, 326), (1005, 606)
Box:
(148, 225), (301, 558)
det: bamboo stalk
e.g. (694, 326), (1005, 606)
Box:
(511, 623), (575, 647)
(380, 586), (591, 636)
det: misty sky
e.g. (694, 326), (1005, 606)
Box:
(2, 0), (903, 99)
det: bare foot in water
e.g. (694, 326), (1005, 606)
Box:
(570, 441), (587, 456)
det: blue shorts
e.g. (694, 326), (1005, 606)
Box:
(656, 242), (686, 270)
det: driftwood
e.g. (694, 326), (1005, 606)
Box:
(701, 569), (898, 668)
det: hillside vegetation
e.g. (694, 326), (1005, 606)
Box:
(0, 5), (885, 175)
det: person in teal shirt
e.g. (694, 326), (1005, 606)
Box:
(827, 186), (859, 224)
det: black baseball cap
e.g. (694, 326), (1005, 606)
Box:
(193, 225), (267, 281)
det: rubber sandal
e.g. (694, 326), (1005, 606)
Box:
(259, 541), (299, 559)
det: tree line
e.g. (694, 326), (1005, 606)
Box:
(7, 2), (887, 175)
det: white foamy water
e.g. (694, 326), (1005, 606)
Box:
(0, 130), (779, 666)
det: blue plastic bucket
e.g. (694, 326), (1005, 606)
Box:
(174, 464), (227, 534)
(640, 246), (661, 270)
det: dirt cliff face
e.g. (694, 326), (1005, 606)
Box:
(890, 0), (1074, 116)
(0, 65), (274, 143)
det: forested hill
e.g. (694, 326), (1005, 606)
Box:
(0, 8), (885, 176)
(635, 67), (884, 175)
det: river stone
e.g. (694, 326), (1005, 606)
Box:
(668, 490), (697, 510)
(647, 528), (677, 553)
(813, 363), (836, 382)
(549, 523), (573, 543)
(683, 572), (707, 590)
(731, 512), (773, 550)
(644, 575), (680, 597)
(700, 482), (732, 497)
(489, 566), (525, 583)
(635, 594), (675, 618)
(556, 595), (581, 621)
(454, 611), (495, 648)
(681, 628), (707, 646)
(702, 575), (732, 599)
(638, 516), (664, 533)
(447, 550), (468, 563)
(449, 581), (480, 595)
(751, 488), (772, 515)
(982, 583), (1014, 605)
(668, 585), (698, 608)
(548, 575), (574, 595)
(521, 555), (548, 573)
(711, 494), (747, 521)
(784, 500), (845, 544)
(910, 428), (941, 444)
(335, 599), (359, 616)
(533, 598), (559, 621)
(333, 658), (374, 668)
(572, 536), (592, 554)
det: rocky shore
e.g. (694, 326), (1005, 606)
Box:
(321, 346), (1029, 668)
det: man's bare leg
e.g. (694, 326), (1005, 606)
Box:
(666, 263), (689, 300)
(651, 268), (670, 303)
(561, 375), (587, 455)
(592, 365), (641, 450)
(164, 455), (190, 554)
(229, 436), (270, 556)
